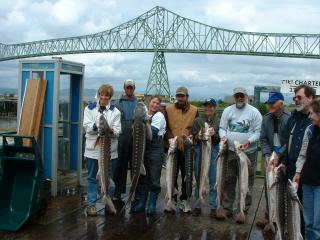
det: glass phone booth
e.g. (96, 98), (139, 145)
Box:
(18, 58), (84, 196)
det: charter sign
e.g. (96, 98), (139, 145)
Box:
(281, 80), (320, 95)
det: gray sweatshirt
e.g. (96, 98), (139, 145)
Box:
(219, 103), (262, 154)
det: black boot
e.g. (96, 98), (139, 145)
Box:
(130, 191), (148, 213)
(146, 192), (158, 215)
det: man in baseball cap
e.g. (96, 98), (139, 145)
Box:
(265, 92), (284, 104)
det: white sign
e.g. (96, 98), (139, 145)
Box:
(281, 80), (320, 95)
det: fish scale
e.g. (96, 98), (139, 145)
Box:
(184, 136), (193, 200)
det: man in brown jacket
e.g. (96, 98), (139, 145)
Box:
(165, 86), (198, 213)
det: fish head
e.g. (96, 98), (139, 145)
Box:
(234, 140), (242, 154)
(168, 136), (178, 153)
(183, 135), (193, 147)
(98, 114), (109, 136)
(134, 102), (148, 121)
(199, 122), (210, 141)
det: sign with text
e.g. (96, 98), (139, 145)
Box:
(281, 80), (320, 94)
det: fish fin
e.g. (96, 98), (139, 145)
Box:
(298, 234), (304, 240)
(94, 137), (100, 147)
(109, 178), (115, 188)
(165, 200), (176, 212)
(96, 170), (100, 180)
(140, 164), (146, 176)
(103, 195), (117, 215)
(263, 223), (275, 233)
(246, 157), (251, 166)
(120, 175), (140, 214)
(146, 123), (152, 140)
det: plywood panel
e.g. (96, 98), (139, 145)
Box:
(18, 79), (47, 145)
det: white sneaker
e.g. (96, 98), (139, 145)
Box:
(180, 200), (192, 213)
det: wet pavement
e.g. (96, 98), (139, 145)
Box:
(0, 176), (269, 240)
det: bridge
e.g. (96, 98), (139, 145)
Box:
(1, 6), (320, 95)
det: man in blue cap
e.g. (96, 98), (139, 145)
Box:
(256, 92), (291, 230)
(192, 98), (220, 217)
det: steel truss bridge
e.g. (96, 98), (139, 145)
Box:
(1, 6), (320, 96)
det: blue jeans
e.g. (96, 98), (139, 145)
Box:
(86, 157), (118, 206)
(194, 143), (219, 209)
(303, 184), (320, 240)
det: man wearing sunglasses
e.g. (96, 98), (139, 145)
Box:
(165, 86), (198, 213)
(276, 85), (315, 178)
(275, 84), (315, 237)
(114, 79), (138, 202)
(218, 87), (262, 224)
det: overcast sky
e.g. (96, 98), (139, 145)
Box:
(1, 0), (320, 100)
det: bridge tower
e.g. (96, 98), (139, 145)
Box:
(145, 51), (170, 96)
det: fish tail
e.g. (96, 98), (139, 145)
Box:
(165, 199), (176, 212)
(120, 175), (139, 214)
(103, 195), (117, 215)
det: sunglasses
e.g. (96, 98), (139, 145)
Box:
(293, 95), (302, 101)
(125, 86), (134, 89)
(176, 94), (186, 97)
(234, 93), (245, 98)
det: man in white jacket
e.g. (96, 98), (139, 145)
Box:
(83, 84), (121, 216)
(218, 87), (262, 224)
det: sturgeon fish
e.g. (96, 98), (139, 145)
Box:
(164, 136), (178, 212)
(286, 179), (303, 240)
(272, 167), (303, 240)
(264, 152), (277, 233)
(197, 122), (212, 205)
(184, 135), (193, 200)
(234, 140), (251, 223)
(215, 138), (228, 219)
(97, 114), (117, 215)
(120, 102), (149, 213)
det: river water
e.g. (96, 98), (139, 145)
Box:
(0, 117), (17, 130)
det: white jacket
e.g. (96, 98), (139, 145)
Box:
(83, 101), (121, 160)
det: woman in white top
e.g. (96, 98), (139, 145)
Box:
(83, 84), (121, 216)
(131, 96), (166, 215)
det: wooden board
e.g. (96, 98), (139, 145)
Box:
(18, 79), (47, 145)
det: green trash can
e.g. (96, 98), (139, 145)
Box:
(0, 134), (46, 231)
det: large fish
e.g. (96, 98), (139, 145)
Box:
(286, 179), (303, 240)
(215, 138), (228, 219)
(120, 102), (150, 213)
(164, 136), (178, 212)
(273, 167), (287, 240)
(234, 140), (251, 223)
(272, 167), (303, 240)
(264, 151), (278, 233)
(184, 135), (193, 200)
(97, 114), (117, 215)
(197, 122), (212, 205)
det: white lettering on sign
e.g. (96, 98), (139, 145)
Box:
(281, 80), (320, 94)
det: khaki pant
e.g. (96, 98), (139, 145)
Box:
(222, 150), (257, 213)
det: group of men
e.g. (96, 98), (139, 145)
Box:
(84, 78), (314, 231)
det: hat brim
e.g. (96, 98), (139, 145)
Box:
(265, 100), (277, 104)
(176, 92), (187, 95)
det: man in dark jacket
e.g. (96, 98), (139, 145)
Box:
(276, 84), (315, 237)
(255, 92), (291, 229)
(113, 79), (138, 200)
(278, 85), (315, 179)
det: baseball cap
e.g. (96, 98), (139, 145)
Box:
(176, 86), (188, 96)
(124, 79), (135, 87)
(233, 87), (247, 95)
(265, 92), (284, 104)
(203, 98), (217, 106)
